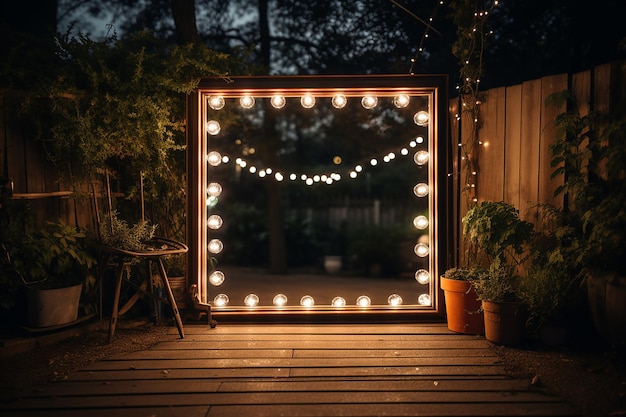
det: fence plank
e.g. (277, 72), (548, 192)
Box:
(478, 87), (506, 202)
(503, 84), (522, 208)
(519, 79), (542, 221)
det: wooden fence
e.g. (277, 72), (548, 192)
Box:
(2, 61), (624, 267)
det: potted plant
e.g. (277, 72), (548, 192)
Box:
(2, 221), (98, 328)
(463, 200), (534, 346)
(440, 267), (485, 335)
(546, 91), (626, 345)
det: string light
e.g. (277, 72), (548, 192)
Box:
(208, 270), (225, 286)
(208, 96), (225, 110)
(239, 95), (255, 109)
(244, 293), (260, 307)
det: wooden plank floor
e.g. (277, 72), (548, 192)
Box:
(1, 324), (578, 417)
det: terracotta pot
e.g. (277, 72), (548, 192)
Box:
(482, 300), (527, 346)
(441, 277), (484, 335)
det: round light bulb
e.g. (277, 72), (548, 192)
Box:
(207, 151), (222, 166)
(332, 94), (347, 108)
(414, 243), (429, 257)
(414, 183), (429, 197)
(393, 94), (410, 108)
(207, 182), (222, 197)
(208, 239), (223, 254)
(240, 95), (255, 109)
(361, 96), (378, 109)
(208, 270), (225, 286)
(413, 215), (429, 230)
(244, 294), (259, 307)
(208, 96), (225, 110)
(300, 295), (315, 307)
(414, 151), (429, 166)
(356, 295), (371, 307)
(207, 214), (223, 230)
(213, 293), (229, 307)
(414, 111), (430, 127)
(301, 94), (315, 108)
(418, 293), (431, 306)
(273, 293), (288, 307)
(387, 294), (403, 306)
(415, 269), (430, 284)
(206, 120), (221, 135)
(270, 95), (286, 109)
(331, 296), (346, 307)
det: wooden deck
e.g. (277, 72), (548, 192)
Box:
(1, 324), (578, 417)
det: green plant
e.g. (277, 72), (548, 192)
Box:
(462, 201), (534, 302)
(1, 221), (98, 310)
(99, 210), (157, 251)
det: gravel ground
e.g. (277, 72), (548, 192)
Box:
(1, 320), (625, 416)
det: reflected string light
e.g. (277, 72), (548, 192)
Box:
(414, 150), (430, 166)
(208, 270), (225, 286)
(393, 94), (410, 108)
(413, 215), (429, 230)
(415, 269), (430, 284)
(418, 293), (431, 306)
(207, 183), (222, 197)
(208, 96), (225, 110)
(244, 293), (259, 307)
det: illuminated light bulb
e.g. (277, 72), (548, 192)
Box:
(270, 95), (286, 109)
(409, 140), (417, 148)
(313, 175), (320, 182)
(383, 155), (390, 163)
(239, 95), (255, 109)
(418, 293), (431, 306)
(414, 243), (429, 257)
(349, 171), (357, 178)
(414, 150), (429, 166)
(273, 293), (288, 307)
(290, 173), (297, 180)
(244, 293), (259, 307)
(333, 156), (342, 165)
(275, 172), (284, 181)
(306, 178), (313, 185)
(207, 183), (222, 197)
(208, 239), (223, 254)
(393, 94), (410, 108)
(321, 174), (328, 182)
(301, 94), (315, 108)
(355, 165), (363, 172)
(207, 214), (223, 229)
(414, 111), (430, 127)
(300, 174), (307, 181)
(258, 170), (266, 178)
(213, 293), (229, 307)
(239, 160), (247, 168)
(387, 294), (403, 306)
(206, 120), (221, 135)
(415, 269), (430, 284)
(356, 295), (371, 307)
(331, 173), (341, 181)
(332, 296), (346, 307)
(401, 148), (408, 156)
(416, 136), (424, 144)
(370, 158), (378, 166)
(413, 215), (429, 230)
(208, 270), (225, 286)
(361, 96), (378, 109)
(388, 152), (396, 159)
(208, 96), (225, 110)
(325, 178), (333, 185)
(300, 295), (315, 307)
(207, 151), (222, 166)
(265, 168), (272, 174)
(414, 183), (429, 197)
(222, 155), (230, 163)
(332, 94), (347, 108)
(249, 166), (257, 174)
